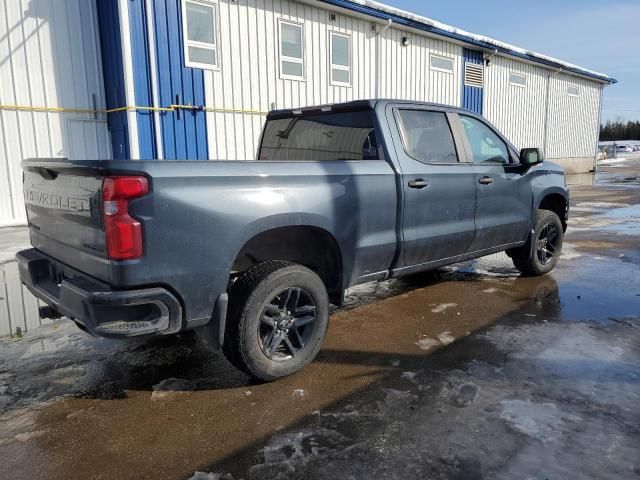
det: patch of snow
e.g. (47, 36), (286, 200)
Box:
(483, 287), (498, 293)
(500, 399), (579, 441)
(437, 331), (455, 345)
(381, 389), (419, 409)
(13, 430), (46, 443)
(415, 337), (439, 351)
(259, 428), (352, 466)
(431, 303), (457, 313)
(575, 201), (630, 209)
(597, 158), (627, 165)
(560, 243), (582, 261)
(401, 371), (419, 382)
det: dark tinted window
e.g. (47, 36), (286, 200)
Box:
(259, 110), (379, 161)
(396, 110), (458, 163)
(460, 115), (509, 164)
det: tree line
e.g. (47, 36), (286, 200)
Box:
(599, 120), (640, 141)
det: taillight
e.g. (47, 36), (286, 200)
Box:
(102, 176), (149, 260)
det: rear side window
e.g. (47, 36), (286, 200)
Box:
(259, 110), (379, 161)
(396, 110), (458, 163)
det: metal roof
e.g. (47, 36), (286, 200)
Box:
(316, 0), (617, 84)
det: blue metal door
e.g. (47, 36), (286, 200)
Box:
(462, 49), (484, 115)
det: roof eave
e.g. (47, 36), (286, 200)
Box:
(316, 0), (617, 85)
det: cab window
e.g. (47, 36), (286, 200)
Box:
(396, 110), (458, 164)
(460, 115), (510, 164)
(259, 109), (379, 161)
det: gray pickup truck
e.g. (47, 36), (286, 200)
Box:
(18, 99), (568, 380)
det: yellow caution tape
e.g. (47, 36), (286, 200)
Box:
(0, 103), (268, 116)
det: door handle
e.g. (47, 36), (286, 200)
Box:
(478, 176), (494, 185)
(408, 179), (429, 189)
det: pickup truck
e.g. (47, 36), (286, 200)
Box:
(17, 99), (569, 381)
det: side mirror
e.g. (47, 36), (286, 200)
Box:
(520, 148), (544, 165)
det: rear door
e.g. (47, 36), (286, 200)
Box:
(385, 105), (477, 268)
(455, 114), (532, 251)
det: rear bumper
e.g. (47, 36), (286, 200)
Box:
(16, 248), (183, 338)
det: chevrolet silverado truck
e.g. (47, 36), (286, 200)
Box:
(17, 100), (568, 381)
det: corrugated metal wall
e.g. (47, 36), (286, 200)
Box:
(546, 73), (602, 159)
(484, 55), (601, 159)
(484, 55), (548, 151)
(203, 0), (462, 160)
(378, 26), (462, 105)
(205, 0), (377, 160)
(0, 0), (111, 226)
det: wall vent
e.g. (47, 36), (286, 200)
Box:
(464, 62), (484, 87)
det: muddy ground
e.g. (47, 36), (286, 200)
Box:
(0, 160), (639, 480)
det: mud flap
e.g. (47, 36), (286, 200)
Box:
(195, 293), (228, 350)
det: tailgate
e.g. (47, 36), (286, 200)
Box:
(22, 159), (110, 281)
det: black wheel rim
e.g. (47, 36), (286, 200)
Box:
(258, 287), (317, 361)
(536, 223), (559, 265)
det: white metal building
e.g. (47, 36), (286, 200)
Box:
(0, 0), (615, 227)
(0, 0), (619, 336)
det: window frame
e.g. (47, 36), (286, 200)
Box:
(181, 0), (219, 71)
(509, 72), (527, 88)
(458, 114), (512, 165)
(329, 31), (352, 87)
(394, 108), (461, 165)
(278, 19), (305, 81)
(429, 54), (455, 74)
(567, 85), (579, 97)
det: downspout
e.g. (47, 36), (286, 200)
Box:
(543, 67), (562, 157)
(144, 0), (164, 159)
(593, 83), (607, 173)
(374, 18), (392, 98)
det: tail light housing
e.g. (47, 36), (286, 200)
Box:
(102, 176), (149, 260)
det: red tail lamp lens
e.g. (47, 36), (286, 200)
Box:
(102, 176), (148, 260)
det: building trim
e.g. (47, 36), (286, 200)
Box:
(145, 0), (164, 159)
(118, 0), (140, 159)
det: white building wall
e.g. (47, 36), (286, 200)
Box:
(378, 27), (461, 106)
(0, 0), (110, 227)
(546, 73), (602, 159)
(483, 55), (547, 151)
(204, 0), (462, 160)
(484, 55), (603, 165)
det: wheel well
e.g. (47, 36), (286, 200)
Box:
(539, 194), (568, 231)
(231, 226), (343, 305)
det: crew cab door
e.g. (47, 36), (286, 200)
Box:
(455, 114), (532, 251)
(385, 105), (476, 268)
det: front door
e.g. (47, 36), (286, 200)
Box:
(386, 106), (477, 268)
(456, 114), (532, 251)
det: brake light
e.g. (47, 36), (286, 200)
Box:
(102, 176), (149, 260)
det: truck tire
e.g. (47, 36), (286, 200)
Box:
(223, 261), (329, 381)
(510, 209), (564, 276)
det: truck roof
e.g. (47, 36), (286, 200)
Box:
(267, 99), (469, 119)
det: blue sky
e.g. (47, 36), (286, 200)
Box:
(385, 0), (640, 123)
